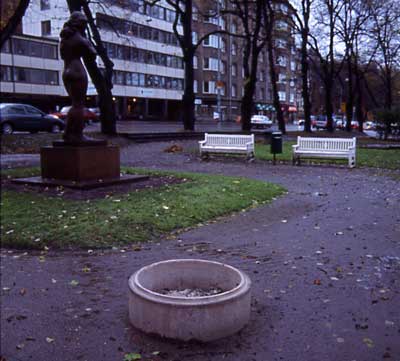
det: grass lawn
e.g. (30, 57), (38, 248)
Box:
(1, 168), (285, 249)
(255, 142), (400, 169)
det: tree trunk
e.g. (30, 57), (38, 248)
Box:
(180, 1), (195, 131)
(345, 58), (354, 132)
(325, 84), (334, 132)
(385, 68), (392, 109)
(301, 28), (312, 132)
(81, 3), (116, 134)
(0, 0), (30, 49)
(266, 31), (285, 133)
(182, 53), (195, 130)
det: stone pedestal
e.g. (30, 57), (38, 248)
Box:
(12, 140), (149, 189)
(41, 142), (120, 182)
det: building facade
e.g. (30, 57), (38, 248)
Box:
(0, 0), (301, 122)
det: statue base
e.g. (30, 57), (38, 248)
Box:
(41, 142), (120, 181)
(12, 141), (149, 189)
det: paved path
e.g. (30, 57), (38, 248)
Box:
(1, 141), (400, 361)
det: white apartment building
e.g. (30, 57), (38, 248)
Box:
(1, 0), (185, 120)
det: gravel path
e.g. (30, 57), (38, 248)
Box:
(1, 140), (400, 361)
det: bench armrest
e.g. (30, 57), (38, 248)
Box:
(292, 144), (299, 151)
(199, 140), (206, 146)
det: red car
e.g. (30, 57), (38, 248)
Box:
(51, 106), (99, 124)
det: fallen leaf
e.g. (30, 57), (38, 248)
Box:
(313, 279), (321, 285)
(20, 288), (27, 296)
(363, 338), (374, 348)
(124, 353), (142, 361)
(46, 337), (55, 343)
(69, 280), (79, 287)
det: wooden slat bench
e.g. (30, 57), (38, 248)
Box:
(199, 133), (255, 160)
(292, 137), (357, 168)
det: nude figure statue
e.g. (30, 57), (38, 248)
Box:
(60, 12), (97, 143)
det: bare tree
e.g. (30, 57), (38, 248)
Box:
(222, 0), (268, 131)
(289, 0), (314, 133)
(309, 0), (343, 132)
(146, 0), (227, 131)
(336, 0), (370, 131)
(367, 0), (400, 110)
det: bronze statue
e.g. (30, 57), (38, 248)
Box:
(60, 12), (97, 143)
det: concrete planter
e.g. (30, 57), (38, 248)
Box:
(128, 259), (251, 342)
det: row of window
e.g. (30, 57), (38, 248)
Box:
(104, 42), (183, 68)
(102, 0), (176, 23)
(1, 37), (58, 59)
(1, 66), (59, 85)
(97, 14), (180, 47)
(113, 70), (183, 90)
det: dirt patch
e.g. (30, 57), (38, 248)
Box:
(2, 174), (186, 200)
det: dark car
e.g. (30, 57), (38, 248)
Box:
(0, 103), (65, 134)
(51, 106), (99, 124)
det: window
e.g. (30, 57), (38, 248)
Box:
(278, 91), (286, 101)
(0, 66), (12, 82)
(260, 71), (265, 81)
(203, 57), (220, 71)
(231, 63), (237, 76)
(231, 42), (237, 55)
(275, 38), (287, 49)
(192, 31), (198, 44)
(231, 22), (237, 33)
(8, 105), (26, 115)
(231, 84), (237, 97)
(221, 38), (226, 53)
(192, 7), (198, 20)
(203, 35), (220, 48)
(11, 66), (59, 85)
(221, 61), (226, 74)
(25, 105), (42, 115)
(260, 88), (265, 99)
(290, 92), (295, 103)
(278, 73), (286, 83)
(40, 0), (50, 10)
(193, 80), (198, 93)
(277, 56), (287, 67)
(291, 61), (296, 71)
(41, 21), (51, 36)
(203, 81), (216, 94)
(193, 56), (198, 69)
(276, 20), (288, 30)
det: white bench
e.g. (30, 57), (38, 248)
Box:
(292, 137), (356, 168)
(199, 133), (255, 160)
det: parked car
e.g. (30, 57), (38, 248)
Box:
(0, 103), (65, 134)
(351, 120), (359, 129)
(51, 106), (99, 124)
(334, 116), (345, 130)
(315, 115), (328, 129)
(364, 121), (376, 130)
(88, 107), (100, 118)
(251, 114), (272, 129)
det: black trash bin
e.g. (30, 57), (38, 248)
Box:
(270, 131), (282, 164)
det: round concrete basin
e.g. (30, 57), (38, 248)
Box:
(128, 259), (251, 342)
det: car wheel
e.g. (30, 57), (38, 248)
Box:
(1, 123), (13, 134)
(51, 124), (62, 133)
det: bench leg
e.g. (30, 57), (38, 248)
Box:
(247, 152), (255, 162)
(349, 155), (356, 168)
(201, 152), (209, 160)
